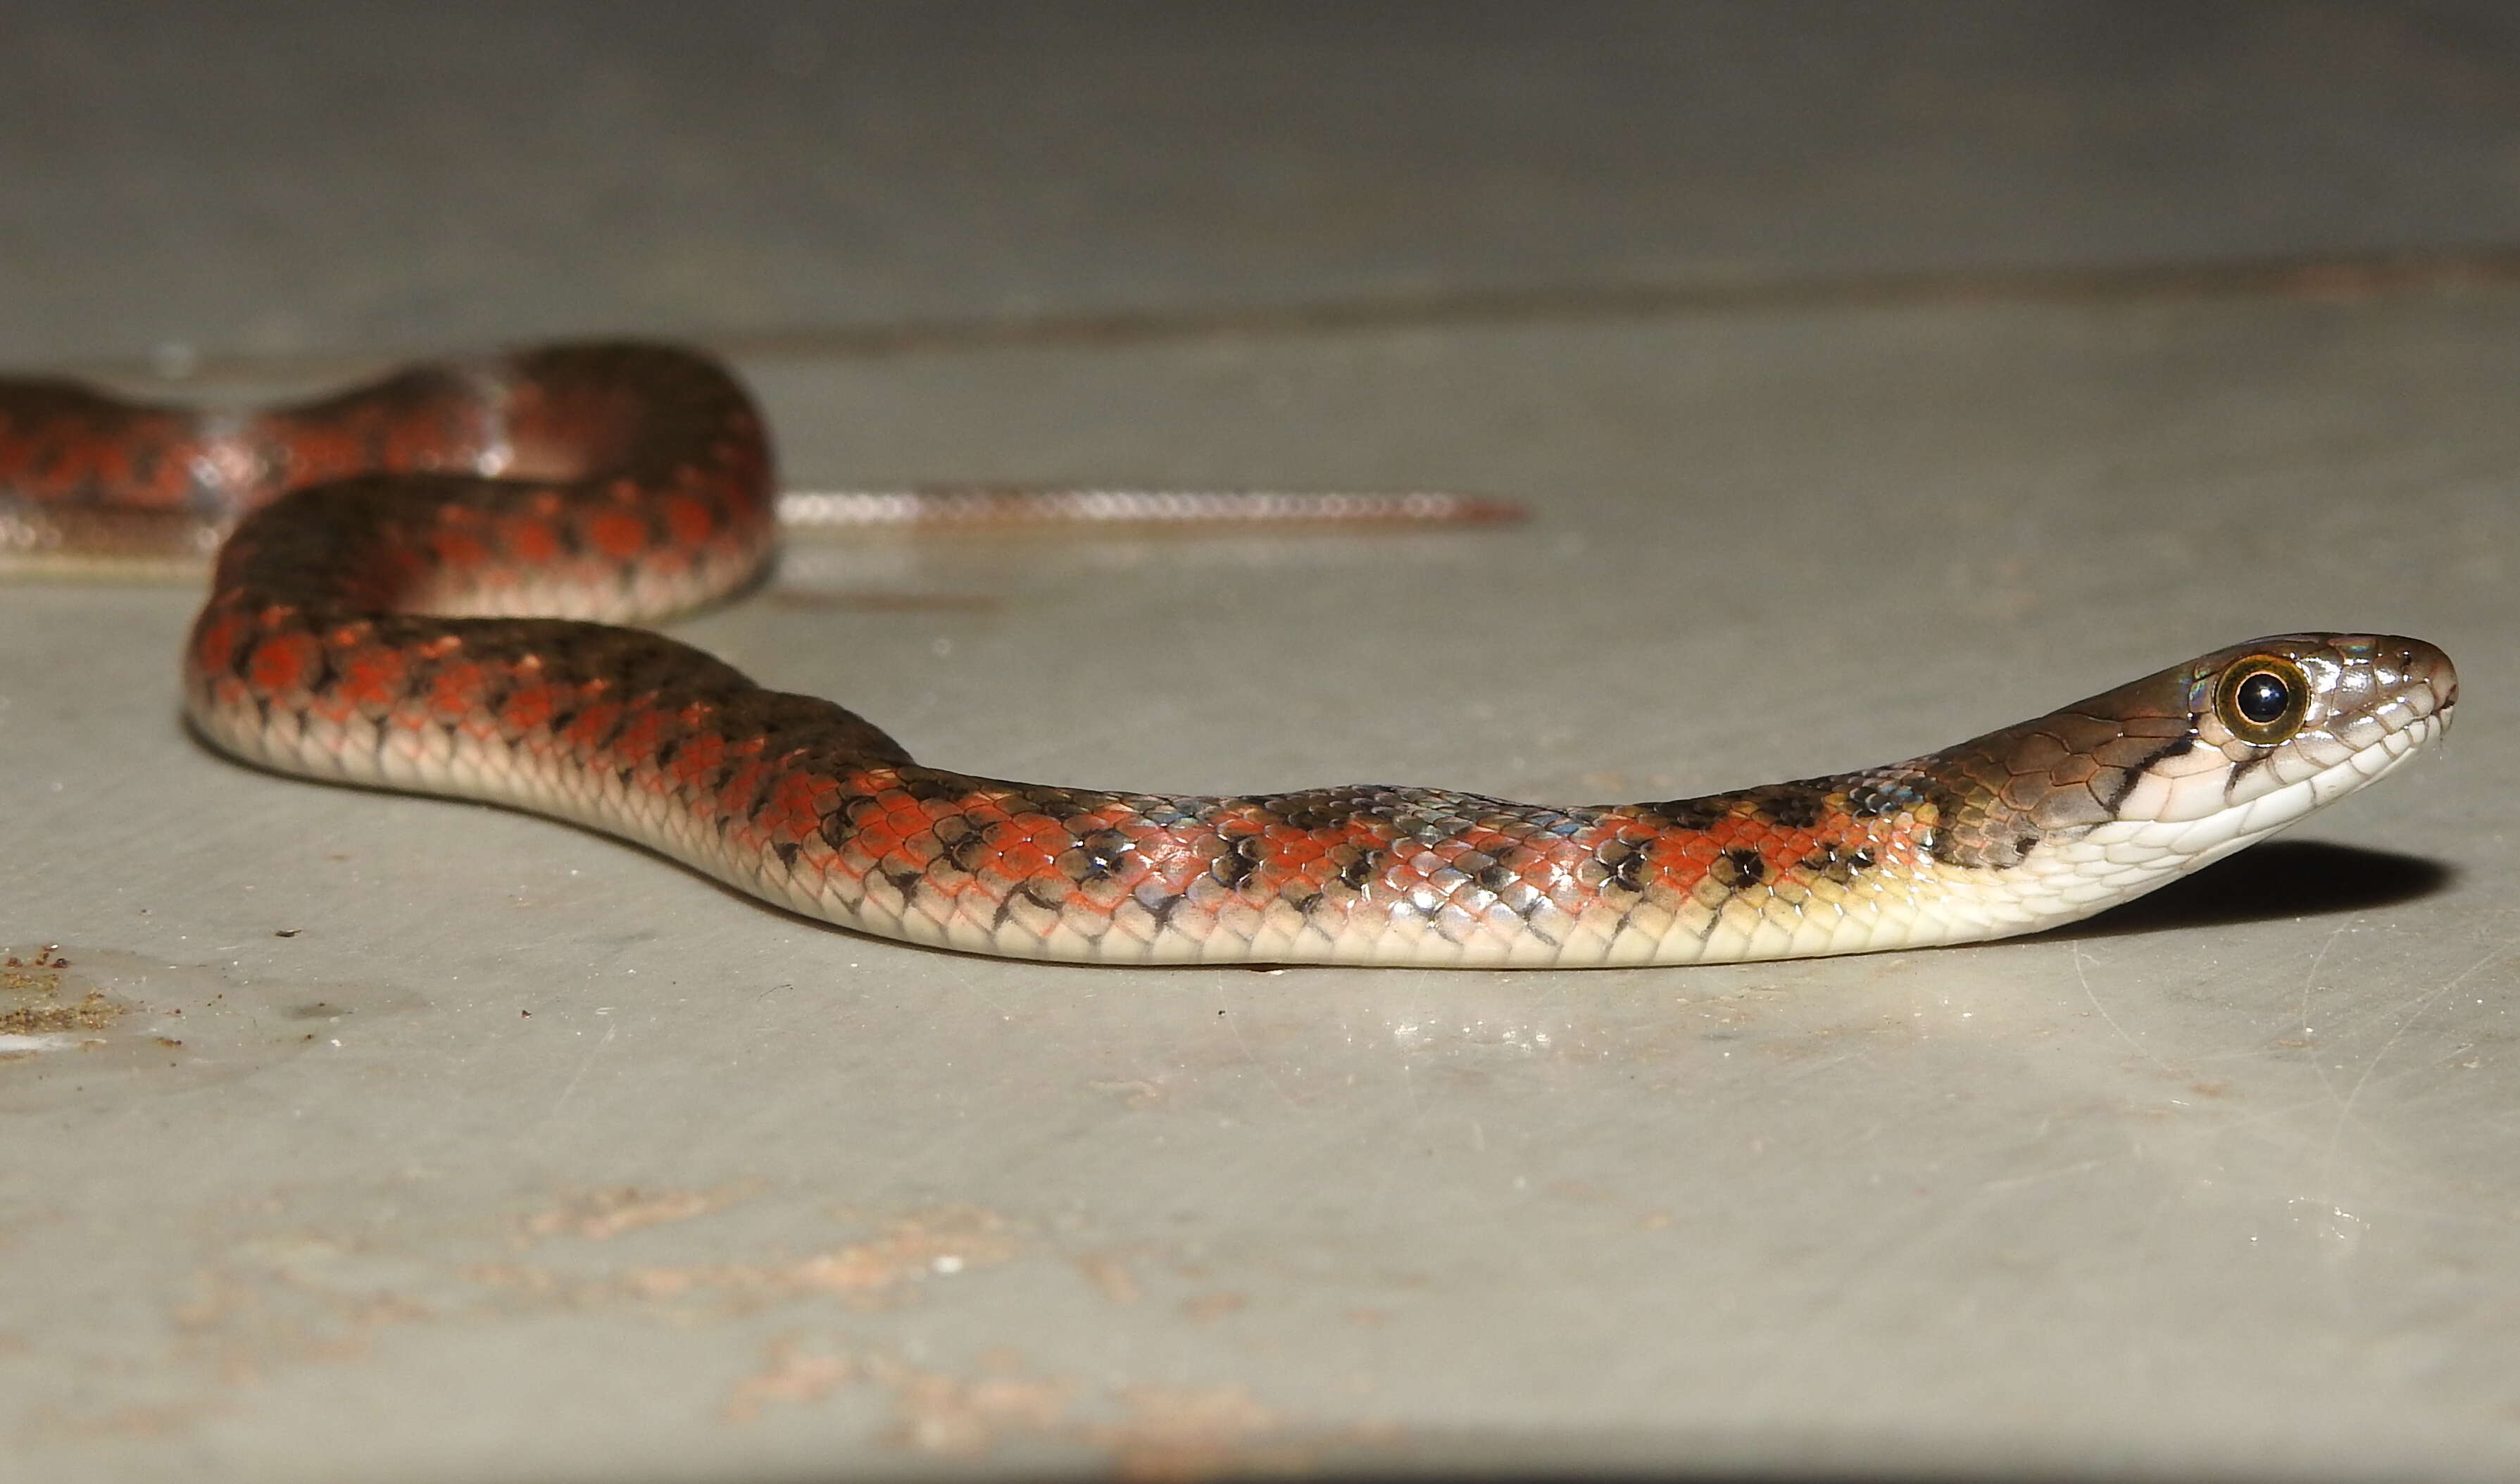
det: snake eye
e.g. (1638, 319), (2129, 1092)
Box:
(2214, 655), (2311, 744)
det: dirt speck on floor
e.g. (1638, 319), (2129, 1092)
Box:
(1, 947), (124, 1043)
(522, 1182), (760, 1242)
(721, 1333), (856, 1423)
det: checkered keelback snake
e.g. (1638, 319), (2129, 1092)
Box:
(0, 342), (2457, 966)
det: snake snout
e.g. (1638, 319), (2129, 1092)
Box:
(2350, 633), (2459, 738)
(2402, 638), (2459, 728)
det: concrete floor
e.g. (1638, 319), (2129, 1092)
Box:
(3, 6), (2516, 1481)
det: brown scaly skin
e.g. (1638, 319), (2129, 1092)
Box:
(4, 342), (2459, 966)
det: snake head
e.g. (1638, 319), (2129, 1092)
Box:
(1915, 632), (2455, 873)
(2107, 632), (2455, 828)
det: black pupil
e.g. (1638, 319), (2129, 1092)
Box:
(2235, 671), (2291, 725)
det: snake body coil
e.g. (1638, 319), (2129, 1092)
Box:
(1, 343), (2457, 966)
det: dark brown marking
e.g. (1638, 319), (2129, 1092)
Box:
(1647, 795), (1728, 832)
(1715, 849), (1766, 888)
(1751, 785), (1827, 830)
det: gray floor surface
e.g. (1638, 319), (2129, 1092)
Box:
(1, 6), (2515, 1481)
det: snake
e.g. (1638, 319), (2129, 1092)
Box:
(0, 341), (2457, 967)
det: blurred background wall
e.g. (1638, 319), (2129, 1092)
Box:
(4, 1), (2516, 368)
